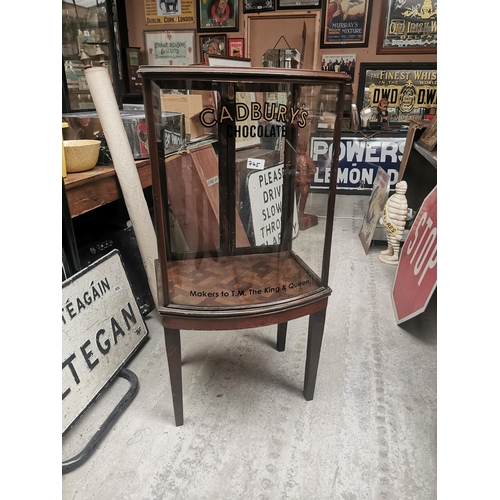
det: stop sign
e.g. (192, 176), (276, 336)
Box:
(392, 186), (437, 324)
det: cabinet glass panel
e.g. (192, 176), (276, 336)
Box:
(142, 69), (346, 311)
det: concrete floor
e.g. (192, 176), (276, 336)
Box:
(62, 194), (437, 500)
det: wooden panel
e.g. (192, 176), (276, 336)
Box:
(165, 144), (250, 251)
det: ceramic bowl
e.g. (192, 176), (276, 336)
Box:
(63, 139), (101, 173)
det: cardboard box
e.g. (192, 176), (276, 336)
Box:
(161, 94), (205, 141)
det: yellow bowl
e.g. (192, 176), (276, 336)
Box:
(63, 139), (101, 173)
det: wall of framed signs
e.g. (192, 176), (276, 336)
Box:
(124, 0), (436, 112)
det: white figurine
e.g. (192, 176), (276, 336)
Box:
(379, 180), (408, 265)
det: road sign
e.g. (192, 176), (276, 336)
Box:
(392, 186), (437, 324)
(62, 250), (148, 434)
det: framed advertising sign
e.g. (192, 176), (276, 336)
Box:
(309, 133), (406, 191)
(243, 0), (275, 13)
(144, 30), (196, 65)
(357, 63), (437, 124)
(143, 0), (195, 25)
(228, 37), (245, 57)
(277, 0), (320, 10)
(197, 0), (239, 32)
(320, 0), (372, 48)
(377, 0), (437, 54)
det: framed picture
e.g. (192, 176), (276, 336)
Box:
(207, 54), (252, 67)
(357, 62), (437, 125)
(196, 0), (239, 32)
(228, 38), (245, 58)
(143, 0), (195, 26)
(143, 30), (196, 65)
(321, 53), (356, 80)
(243, 0), (275, 13)
(320, 0), (372, 48)
(199, 34), (227, 63)
(377, 0), (437, 54)
(277, 0), (319, 10)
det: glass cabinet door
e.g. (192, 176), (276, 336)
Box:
(141, 68), (347, 312)
(62, 0), (122, 112)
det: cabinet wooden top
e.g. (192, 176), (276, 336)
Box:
(137, 66), (351, 84)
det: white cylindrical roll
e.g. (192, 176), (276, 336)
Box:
(84, 66), (158, 309)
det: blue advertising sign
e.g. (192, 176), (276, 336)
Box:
(309, 134), (406, 190)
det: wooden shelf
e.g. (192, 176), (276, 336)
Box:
(63, 159), (151, 217)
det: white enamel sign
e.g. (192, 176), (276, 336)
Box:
(62, 250), (148, 434)
(247, 163), (299, 246)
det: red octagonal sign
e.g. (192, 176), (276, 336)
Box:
(392, 186), (437, 324)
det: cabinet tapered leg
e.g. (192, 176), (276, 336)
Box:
(277, 322), (287, 352)
(303, 308), (326, 401)
(164, 327), (183, 426)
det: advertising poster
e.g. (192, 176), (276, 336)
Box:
(358, 63), (437, 123)
(144, 0), (195, 25)
(320, 0), (372, 48)
(309, 134), (406, 190)
(378, 0), (437, 52)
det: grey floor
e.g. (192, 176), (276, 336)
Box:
(62, 194), (437, 500)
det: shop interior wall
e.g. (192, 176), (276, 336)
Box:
(123, 1), (437, 100)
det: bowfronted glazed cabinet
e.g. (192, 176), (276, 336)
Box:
(138, 66), (349, 425)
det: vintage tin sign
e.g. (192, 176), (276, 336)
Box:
(62, 250), (148, 434)
(310, 134), (405, 190)
(246, 163), (299, 245)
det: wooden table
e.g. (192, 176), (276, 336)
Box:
(63, 160), (151, 218)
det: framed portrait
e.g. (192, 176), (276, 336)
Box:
(320, 0), (372, 48)
(277, 0), (320, 10)
(143, 30), (196, 65)
(243, 0), (275, 13)
(227, 38), (245, 58)
(321, 53), (356, 80)
(143, 0), (195, 26)
(199, 34), (227, 63)
(357, 62), (437, 125)
(377, 0), (437, 54)
(196, 0), (239, 32)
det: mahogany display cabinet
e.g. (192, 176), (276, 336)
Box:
(138, 66), (350, 425)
